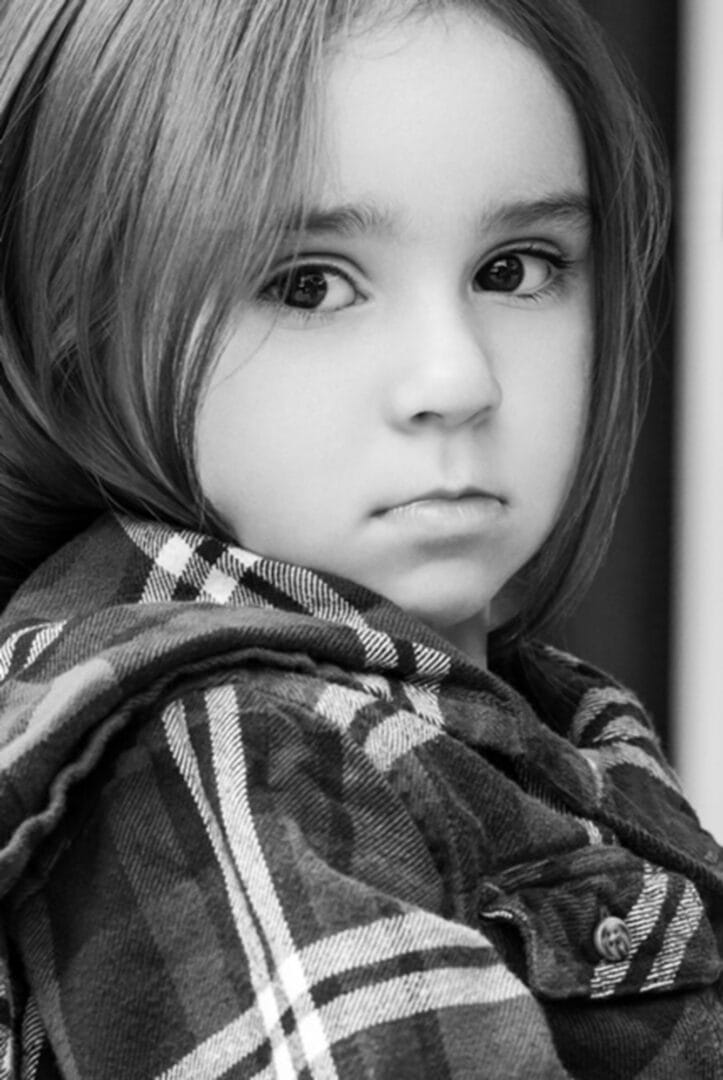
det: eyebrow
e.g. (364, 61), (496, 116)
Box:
(482, 194), (593, 232)
(283, 193), (593, 241)
(284, 202), (400, 239)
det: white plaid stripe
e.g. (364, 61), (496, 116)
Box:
(404, 678), (446, 727)
(157, 918), (526, 1080)
(573, 692), (684, 795)
(571, 688), (652, 744)
(150, 537), (260, 606)
(23, 622), (66, 671)
(315, 683), (442, 773)
(117, 515), (165, 560)
(313, 963), (527, 1048)
(0, 1030), (9, 1080)
(579, 818), (605, 845)
(297, 909), (495, 981)
(589, 862), (669, 999)
(125, 511), (400, 670)
(160, 685), (530, 1080)
(641, 879), (705, 992)
(363, 710), (440, 773)
(355, 673), (394, 700)
(158, 965), (529, 1080)
(0, 951), (12, 1080)
(120, 517), (262, 606)
(386, 639), (447, 725)
(315, 683), (443, 772)
(162, 698), (302, 1078)
(411, 642), (451, 682)
(0, 629), (25, 683)
(121, 515), (460, 688)
(139, 535), (201, 604)
(121, 520), (193, 603)
(155, 535), (197, 579)
(317, 676), (447, 743)
(587, 716), (662, 746)
(17, 993), (45, 1080)
(584, 755), (605, 803)
(262, 562), (399, 670)
(198, 564), (244, 605)
(0, 622), (65, 682)
(120, 515), (259, 571)
(404, 684), (444, 725)
(581, 744), (681, 795)
(140, 562), (184, 605)
(0, 987), (44, 1080)
(539, 643), (588, 670)
(315, 684), (378, 732)
(207, 686), (338, 1079)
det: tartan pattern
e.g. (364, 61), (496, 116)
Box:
(119, 515), (450, 685)
(0, 513), (721, 1078)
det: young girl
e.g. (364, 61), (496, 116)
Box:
(0, 0), (720, 1077)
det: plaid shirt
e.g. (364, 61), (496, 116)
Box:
(0, 514), (721, 1079)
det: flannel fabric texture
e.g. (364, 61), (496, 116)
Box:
(0, 513), (721, 1079)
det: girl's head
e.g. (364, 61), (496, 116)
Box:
(0, 0), (669, 655)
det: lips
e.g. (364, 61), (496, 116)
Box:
(376, 486), (505, 515)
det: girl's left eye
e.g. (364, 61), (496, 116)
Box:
(260, 264), (358, 313)
(474, 251), (567, 297)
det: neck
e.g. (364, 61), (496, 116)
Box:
(432, 612), (489, 668)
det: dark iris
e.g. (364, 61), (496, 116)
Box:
(271, 268), (328, 309)
(476, 255), (525, 292)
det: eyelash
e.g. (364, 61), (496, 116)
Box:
(258, 261), (362, 325)
(475, 246), (576, 303)
(257, 245), (576, 324)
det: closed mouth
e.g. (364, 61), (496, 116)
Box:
(377, 487), (505, 515)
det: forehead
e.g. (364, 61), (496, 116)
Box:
(315, 10), (587, 235)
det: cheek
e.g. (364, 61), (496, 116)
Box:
(197, 355), (365, 519)
(546, 364), (589, 492)
(245, 378), (364, 476)
(507, 318), (591, 490)
(551, 339), (591, 501)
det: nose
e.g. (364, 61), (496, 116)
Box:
(386, 302), (502, 431)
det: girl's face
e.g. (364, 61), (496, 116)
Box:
(196, 10), (593, 665)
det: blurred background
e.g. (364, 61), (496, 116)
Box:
(556, 1), (722, 835)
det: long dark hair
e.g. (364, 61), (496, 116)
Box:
(0, 0), (669, 643)
(462, 0), (670, 644)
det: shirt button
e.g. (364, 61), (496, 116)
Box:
(594, 915), (632, 962)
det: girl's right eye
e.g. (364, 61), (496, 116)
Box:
(259, 264), (359, 314)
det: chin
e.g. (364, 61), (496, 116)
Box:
(409, 601), (488, 633)
(385, 573), (494, 633)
